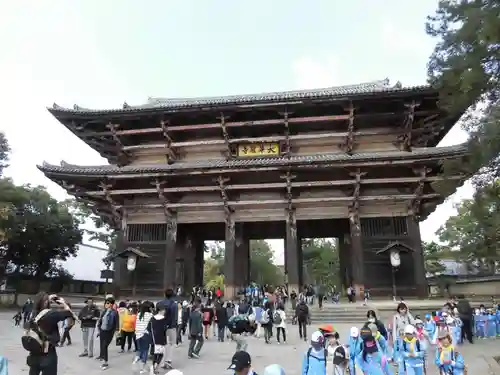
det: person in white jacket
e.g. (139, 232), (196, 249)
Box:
(274, 304), (287, 343)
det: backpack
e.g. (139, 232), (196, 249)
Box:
(21, 309), (51, 355)
(260, 310), (270, 324)
(297, 304), (308, 320)
(228, 314), (247, 328)
(332, 345), (347, 366)
(402, 339), (421, 352)
(305, 347), (328, 374)
(273, 311), (282, 325)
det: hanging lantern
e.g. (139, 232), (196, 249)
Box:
(127, 253), (137, 271)
(390, 249), (401, 268)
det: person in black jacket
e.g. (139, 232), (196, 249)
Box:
(295, 298), (309, 341)
(364, 310), (388, 340)
(24, 292), (76, 375)
(215, 301), (229, 342)
(78, 298), (100, 357)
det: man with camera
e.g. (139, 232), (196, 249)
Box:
(22, 292), (78, 375)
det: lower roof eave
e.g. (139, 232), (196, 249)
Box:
(37, 145), (468, 178)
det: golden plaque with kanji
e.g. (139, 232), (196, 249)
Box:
(237, 142), (280, 157)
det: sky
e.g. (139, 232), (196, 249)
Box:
(0, 1), (472, 281)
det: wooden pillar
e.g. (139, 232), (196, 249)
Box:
(235, 225), (250, 289)
(224, 215), (237, 299)
(407, 215), (427, 298)
(163, 213), (178, 291)
(183, 234), (196, 293)
(349, 212), (364, 297)
(112, 214), (127, 298)
(285, 208), (300, 294)
(193, 238), (205, 288)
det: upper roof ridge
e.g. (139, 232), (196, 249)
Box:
(49, 79), (426, 114)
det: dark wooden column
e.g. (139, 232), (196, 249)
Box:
(224, 215), (237, 299)
(285, 208), (300, 293)
(183, 234), (195, 293)
(236, 228), (250, 288)
(194, 237), (205, 288)
(163, 213), (178, 290)
(407, 215), (427, 298)
(348, 211), (364, 296)
(112, 213), (127, 298)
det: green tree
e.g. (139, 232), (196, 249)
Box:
(302, 238), (339, 287)
(203, 240), (282, 287)
(0, 185), (83, 286)
(249, 240), (282, 286)
(437, 182), (500, 274)
(422, 241), (447, 276)
(426, 1), (500, 185)
(0, 132), (10, 177)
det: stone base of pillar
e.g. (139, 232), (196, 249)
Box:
(224, 285), (236, 300)
(354, 284), (364, 298)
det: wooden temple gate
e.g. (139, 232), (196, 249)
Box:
(38, 79), (467, 298)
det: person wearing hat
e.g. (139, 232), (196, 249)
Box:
(263, 364), (285, 375)
(228, 351), (256, 375)
(366, 323), (389, 357)
(400, 324), (425, 375)
(356, 330), (392, 375)
(434, 332), (466, 375)
(301, 331), (327, 375)
(348, 327), (362, 374)
(327, 332), (348, 375)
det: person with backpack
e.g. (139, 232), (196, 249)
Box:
(301, 331), (327, 375)
(434, 332), (466, 375)
(356, 329), (393, 375)
(227, 313), (257, 351)
(296, 298), (310, 341)
(327, 332), (348, 375)
(23, 292), (77, 375)
(261, 302), (274, 344)
(401, 324), (425, 375)
(348, 327), (362, 374)
(274, 303), (287, 344)
(392, 302), (414, 372)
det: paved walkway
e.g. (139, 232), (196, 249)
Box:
(1, 312), (499, 374)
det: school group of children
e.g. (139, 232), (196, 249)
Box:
(301, 304), (473, 375)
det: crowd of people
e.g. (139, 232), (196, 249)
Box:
(14, 286), (500, 375)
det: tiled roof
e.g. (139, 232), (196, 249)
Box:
(37, 144), (467, 176)
(49, 79), (431, 115)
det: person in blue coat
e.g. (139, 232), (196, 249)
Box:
(301, 331), (327, 375)
(366, 323), (390, 358)
(356, 330), (392, 375)
(486, 309), (497, 338)
(347, 327), (362, 374)
(400, 325), (425, 375)
(434, 332), (466, 375)
(496, 305), (500, 337)
(424, 314), (437, 345)
(474, 310), (486, 338)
